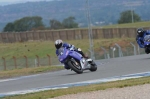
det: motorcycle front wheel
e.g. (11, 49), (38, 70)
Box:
(68, 60), (83, 74)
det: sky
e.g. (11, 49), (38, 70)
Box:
(0, 0), (53, 5)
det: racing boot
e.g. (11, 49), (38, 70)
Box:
(77, 48), (89, 59)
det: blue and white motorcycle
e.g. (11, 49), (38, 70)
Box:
(57, 47), (97, 74)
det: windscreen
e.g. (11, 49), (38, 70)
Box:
(58, 47), (64, 56)
(144, 35), (150, 42)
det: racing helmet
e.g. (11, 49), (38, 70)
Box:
(55, 39), (63, 49)
(137, 28), (144, 36)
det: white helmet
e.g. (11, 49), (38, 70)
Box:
(55, 39), (63, 49)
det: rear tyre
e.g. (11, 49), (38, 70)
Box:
(89, 61), (97, 72)
(68, 61), (83, 74)
(145, 47), (150, 54)
(89, 65), (97, 72)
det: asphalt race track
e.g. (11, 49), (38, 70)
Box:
(0, 54), (150, 94)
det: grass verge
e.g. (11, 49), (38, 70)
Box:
(2, 76), (150, 99)
(0, 66), (64, 79)
(0, 38), (136, 59)
(100, 21), (150, 28)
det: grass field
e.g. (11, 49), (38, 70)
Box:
(0, 66), (64, 79)
(99, 21), (150, 28)
(0, 38), (136, 59)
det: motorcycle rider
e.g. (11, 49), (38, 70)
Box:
(55, 39), (88, 69)
(136, 28), (150, 54)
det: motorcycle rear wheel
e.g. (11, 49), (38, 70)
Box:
(89, 61), (97, 72)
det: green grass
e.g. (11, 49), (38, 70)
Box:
(0, 66), (64, 79)
(0, 38), (136, 59)
(0, 41), (56, 58)
(97, 21), (150, 28)
(2, 76), (150, 99)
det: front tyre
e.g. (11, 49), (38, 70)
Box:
(68, 61), (83, 74)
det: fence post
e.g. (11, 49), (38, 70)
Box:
(47, 54), (51, 66)
(13, 56), (17, 69)
(115, 43), (123, 57)
(2, 57), (6, 70)
(130, 42), (137, 55)
(110, 47), (116, 58)
(36, 55), (40, 67)
(101, 47), (108, 59)
(24, 56), (28, 68)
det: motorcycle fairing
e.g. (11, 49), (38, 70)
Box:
(58, 47), (82, 63)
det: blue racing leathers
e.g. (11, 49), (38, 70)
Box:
(136, 36), (145, 48)
(136, 30), (150, 48)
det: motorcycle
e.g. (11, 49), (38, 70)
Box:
(57, 47), (97, 74)
(144, 35), (150, 54)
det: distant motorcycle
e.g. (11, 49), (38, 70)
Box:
(57, 47), (97, 74)
(144, 35), (150, 54)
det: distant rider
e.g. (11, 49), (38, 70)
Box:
(55, 39), (88, 69)
(136, 28), (150, 54)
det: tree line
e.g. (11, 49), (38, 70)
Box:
(3, 16), (78, 32)
(3, 10), (141, 32)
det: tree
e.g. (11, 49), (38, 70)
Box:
(3, 22), (14, 32)
(118, 10), (141, 24)
(50, 19), (63, 29)
(3, 16), (45, 32)
(62, 16), (78, 28)
(14, 16), (44, 32)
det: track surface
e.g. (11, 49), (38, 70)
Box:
(0, 54), (149, 93)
